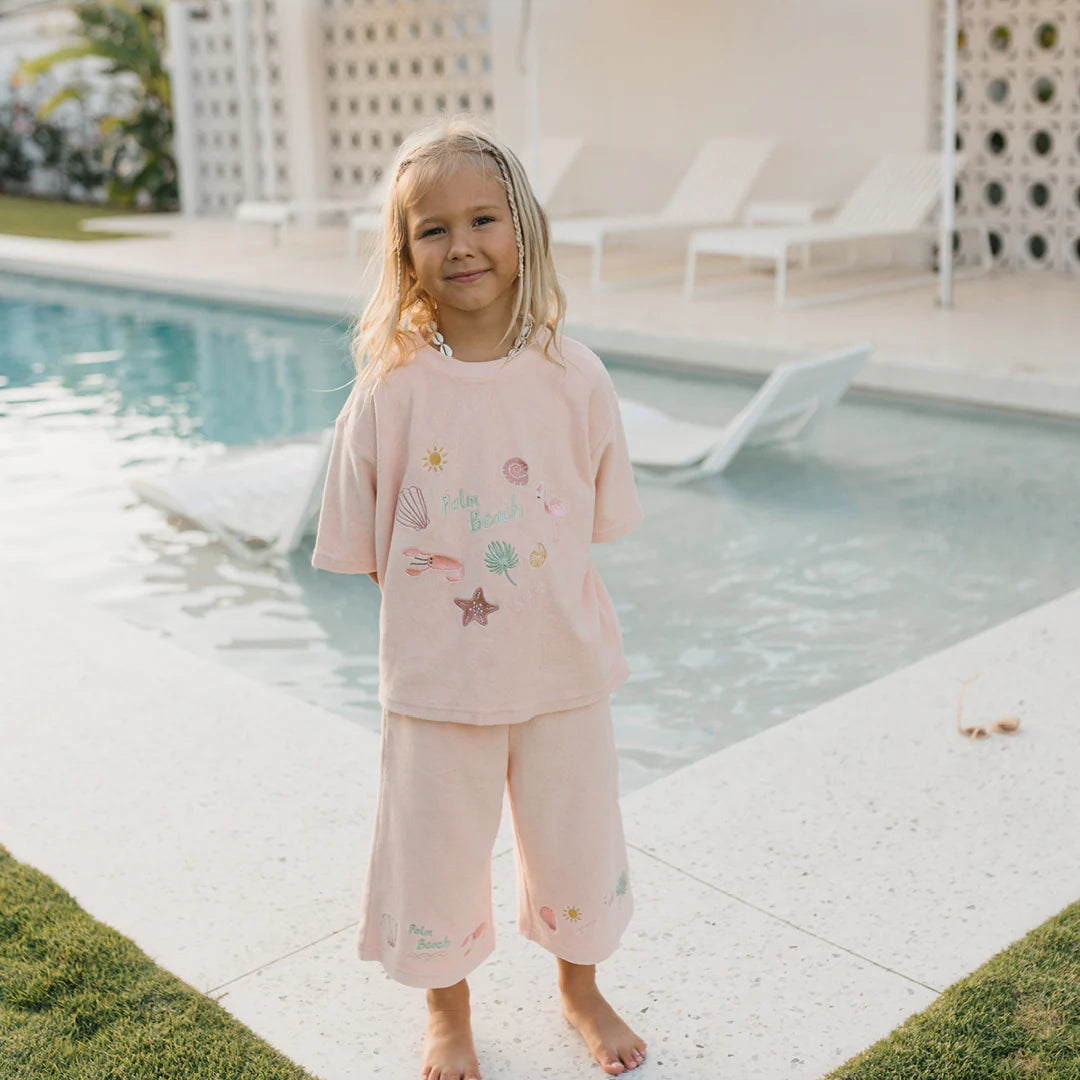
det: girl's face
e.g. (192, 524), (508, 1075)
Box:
(404, 156), (520, 329)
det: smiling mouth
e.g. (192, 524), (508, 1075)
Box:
(446, 269), (488, 283)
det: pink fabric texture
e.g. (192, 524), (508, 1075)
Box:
(357, 696), (633, 989)
(311, 334), (644, 725)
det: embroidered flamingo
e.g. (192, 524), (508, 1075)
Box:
(403, 548), (465, 581)
(535, 482), (567, 541)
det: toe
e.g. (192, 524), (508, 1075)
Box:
(603, 1059), (625, 1076)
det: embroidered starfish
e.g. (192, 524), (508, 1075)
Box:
(454, 587), (499, 627)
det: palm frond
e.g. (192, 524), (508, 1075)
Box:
(484, 541), (519, 586)
(19, 44), (94, 78)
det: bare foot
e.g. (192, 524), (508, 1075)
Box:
(422, 979), (481, 1080)
(559, 961), (647, 1075)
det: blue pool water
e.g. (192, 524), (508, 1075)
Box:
(2, 272), (1079, 792)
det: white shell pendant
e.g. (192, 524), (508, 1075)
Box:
(431, 329), (454, 357)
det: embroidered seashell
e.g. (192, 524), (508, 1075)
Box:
(529, 542), (546, 567)
(395, 485), (429, 530)
(539, 906), (557, 932)
(502, 457), (529, 485)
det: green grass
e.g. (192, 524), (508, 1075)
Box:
(0, 844), (320, 1080)
(0, 195), (140, 242)
(824, 898), (1080, 1080)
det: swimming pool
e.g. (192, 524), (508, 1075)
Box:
(3, 272), (1079, 791)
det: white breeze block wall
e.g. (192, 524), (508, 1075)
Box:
(166, 0), (294, 215)
(167, 0), (496, 217)
(320, 0), (494, 198)
(935, 0), (1080, 274)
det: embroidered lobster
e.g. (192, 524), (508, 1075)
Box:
(403, 548), (465, 581)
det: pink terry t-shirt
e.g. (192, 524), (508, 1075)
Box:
(311, 333), (643, 725)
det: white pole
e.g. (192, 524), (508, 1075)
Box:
(938, 0), (958, 308)
(276, 0), (324, 221)
(164, 1), (198, 216)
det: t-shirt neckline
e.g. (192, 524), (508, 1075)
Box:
(419, 342), (532, 379)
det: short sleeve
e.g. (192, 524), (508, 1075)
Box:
(311, 387), (378, 574)
(590, 379), (644, 543)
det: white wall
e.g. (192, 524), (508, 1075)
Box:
(492, 0), (935, 215)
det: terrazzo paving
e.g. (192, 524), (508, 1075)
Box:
(2, 561), (1078, 1079)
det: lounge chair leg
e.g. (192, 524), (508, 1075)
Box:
(684, 247), (697, 299)
(775, 253), (787, 306)
(591, 240), (604, 289)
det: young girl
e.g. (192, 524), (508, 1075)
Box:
(311, 116), (646, 1080)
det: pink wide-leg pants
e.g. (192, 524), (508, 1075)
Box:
(356, 695), (633, 989)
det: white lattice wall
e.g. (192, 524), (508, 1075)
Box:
(248, 0), (292, 202)
(169, 0), (495, 216)
(185, 3), (246, 214)
(319, 0), (494, 197)
(936, 0), (1080, 273)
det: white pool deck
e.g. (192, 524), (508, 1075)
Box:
(1, 221), (1080, 1079)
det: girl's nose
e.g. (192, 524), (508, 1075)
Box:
(446, 227), (476, 260)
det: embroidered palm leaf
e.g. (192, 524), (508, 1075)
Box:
(484, 540), (519, 586)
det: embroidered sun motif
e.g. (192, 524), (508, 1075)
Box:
(562, 905), (583, 923)
(421, 445), (447, 472)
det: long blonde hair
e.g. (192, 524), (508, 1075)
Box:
(350, 115), (566, 395)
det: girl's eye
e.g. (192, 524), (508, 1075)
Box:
(473, 215), (494, 226)
(419, 226), (444, 238)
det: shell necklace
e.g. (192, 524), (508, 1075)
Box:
(432, 317), (534, 362)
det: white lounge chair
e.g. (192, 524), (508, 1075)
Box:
(128, 429), (335, 558)
(129, 341), (866, 552)
(684, 152), (992, 306)
(617, 343), (870, 483)
(345, 136), (585, 260)
(236, 184), (386, 246)
(549, 136), (774, 288)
